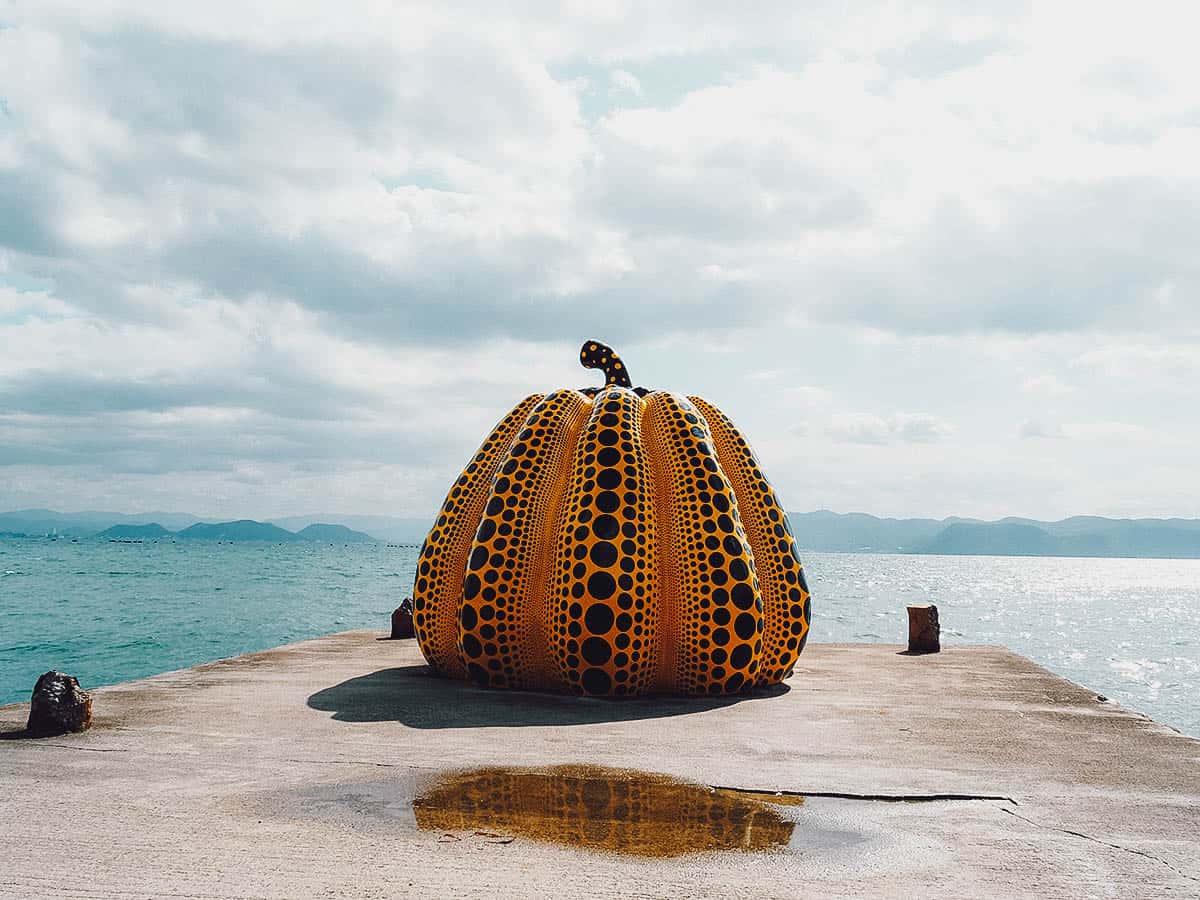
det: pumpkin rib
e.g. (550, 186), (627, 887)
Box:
(643, 393), (764, 695)
(525, 392), (591, 689)
(549, 386), (660, 696)
(642, 393), (682, 694)
(413, 393), (543, 678)
(457, 389), (590, 689)
(690, 396), (812, 685)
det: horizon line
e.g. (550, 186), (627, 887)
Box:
(5, 506), (1200, 526)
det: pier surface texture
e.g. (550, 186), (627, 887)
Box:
(2, 631), (1197, 898)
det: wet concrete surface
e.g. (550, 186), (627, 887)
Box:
(1, 631), (1198, 898)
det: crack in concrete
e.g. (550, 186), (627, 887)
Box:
(277, 758), (1022, 806)
(283, 757), (410, 768)
(1000, 808), (1199, 883)
(711, 785), (1018, 804)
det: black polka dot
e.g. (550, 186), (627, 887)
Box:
(734, 612), (757, 640)
(460, 604), (478, 630)
(463, 574), (480, 601)
(731, 583), (755, 609)
(581, 637), (612, 666)
(468, 546), (488, 570)
(592, 515), (619, 540)
(597, 469), (621, 489)
(585, 603), (615, 633)
(584, 566), (620, 607)
(590, 541), (618, 567)
(581, 668), (612, 695)
(461, 633), (483, 658)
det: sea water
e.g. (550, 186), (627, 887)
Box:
(1, 539), (1196, 737)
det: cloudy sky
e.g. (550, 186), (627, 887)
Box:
(2, 2), (1199, 522)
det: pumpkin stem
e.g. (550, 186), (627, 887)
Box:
(579, 340), (633, 388)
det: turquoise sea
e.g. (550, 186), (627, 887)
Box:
(1, 539), (1197, 737)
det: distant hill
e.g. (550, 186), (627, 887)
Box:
(271, 514), (429, 543)
(177, 520), (303, 542)
(96, 523), (174, 540)
(785, 510), (951, 552)
(919, 522), (1056, 556)
(295, 523), (375, 543)
(788, 510), (1200, 559)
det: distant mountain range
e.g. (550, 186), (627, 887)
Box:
(5, 507), (1200, 558)
(269, 514), (431, 543)
(786, 510), (1200, 558)
(0, 510), (376, 543)
(98, 520), (376, 543)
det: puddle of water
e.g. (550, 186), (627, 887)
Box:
(412, 764), (795, 858)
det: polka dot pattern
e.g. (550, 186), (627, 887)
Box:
(690, 397), (812, 684)
(457, 389), (589, 689)
(412, 381), (810, 696)
(412, 394), (543, 677)
(579, 340), (633, 388)
(549, 387), (658, 696)
(642, 393), (764, 695)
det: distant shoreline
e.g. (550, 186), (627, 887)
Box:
(3, 533), (1200, 562)
(6, 507), (1200, 560)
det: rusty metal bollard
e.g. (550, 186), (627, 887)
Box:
(390, 597), (415, 639)
(906, 604), (940, 653)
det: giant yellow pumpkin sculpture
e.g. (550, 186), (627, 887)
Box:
(412, 340), (811, 697)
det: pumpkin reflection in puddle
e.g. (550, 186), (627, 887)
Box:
(412, 764), (796, 858)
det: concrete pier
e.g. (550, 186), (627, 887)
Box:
(2, 632), (1197, 898)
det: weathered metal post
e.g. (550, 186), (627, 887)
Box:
(907, 604), (940, 654)
(390, 597), (415, 639)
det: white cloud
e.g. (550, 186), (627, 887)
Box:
(609, 69), (642, 97)
(826, 412), (955, 445)
(1021, 374), (1074, 396)
(1018, 419), (1063, 439)
(2, 2), (1200, 519)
